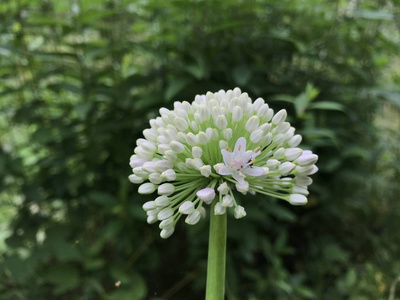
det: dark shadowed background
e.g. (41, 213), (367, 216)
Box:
(1, 0), (400, 299)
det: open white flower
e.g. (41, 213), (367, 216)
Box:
(128, 87), (318, 238)
(218, 137), (264, 185)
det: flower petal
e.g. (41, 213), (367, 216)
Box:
(221, 149), (233, 165)
(218, 165), (234, 175)
(234, 137), (246, 154)
(242, 166), (265, 177)
(232, 171), (246, 183)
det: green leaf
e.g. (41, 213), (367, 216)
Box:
(109, 270), (147, 300)
(269, 94), (296, 104)
(43, 265), (80, 294)
(309, 101), (345, 112)
(165, 78), (190, 101)
(233, 65), (252, 86)
(356, 10), (393, 20)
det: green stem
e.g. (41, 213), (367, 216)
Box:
(205, 200), (227, 300)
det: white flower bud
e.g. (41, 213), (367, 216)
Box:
(128, 174), (144, 184)
(158, 207), (174, 220)
(285, 148), (303, 161)
(198, 104), (210, 122)
(273, 133), (286, 145)
(155, 160), (173, 172)
(257, 104), (270, 119)
(279, 162), (296, 175)
(161, 169), (176, 181)
(288, 134), (302, 147)
(174, 117), (188, 131)
(217, 182), (230, 195)
(176, 132), (187, 143)
(272, 109), (287, 125)
(135, 146), (153, 159)
(250, 129), (264, 143)
(185, 210), (201, 225)
(147, 215), (158, 224)
(297, 153), (318, 166)
(232, 106), (243, 122)
(159, 107), (170, 116)
(289, 194), (308, 205)
(213, 163), (225, 173)
(261, 132), (273, 145)
(295, 165), (315, 175)
(138, 183), (156, 194)
(222, 128), (233, 140)
(265, 109), (274, 121)
(155, 195), (170, 207)
(143, 129), (157, 142)
(158, 183), (175, 195)
(142, 201), (156, 211)
(309, 165), (318, 175)
(179, 201), (195, 214)
(160, 226), (175, 239)
(253, 97), (265, 110)
(149, 173), (162, 184)
(234, 205), (247, 219)
(129, 155), (147, 169)
(170, 141), (185, 153)
(200, 165), (212, 177)
(236, 180), (249, 194)
(143, 161), (157, 173)
(159, 217), (174, 229)
(214, 202), (226, 215)
(219, 140), (228, 150)
(197, 131), (209, 145)
(275, 122), (290, 134)
(137, 139), (156, 152)
(196, 188), (216, 204)
(192, 158), (204, 169)
(292, 186), (309, 196)
(259, 123), (270, 133)
(165, 150), (177, 161)
(295, 176), (313, 186)
(221, 195), (234, 207)
(266, 159), (280, 170)
(273, 147), (285, 159)
(245, 116), (260, 132)
(192, 146), (203, 158)
(186, 133), (199, 146)
(199, 206), (206, 218)
(157, 144), (170, 154)
(216, 115), (228, 129)
(157, 135), (169, 144)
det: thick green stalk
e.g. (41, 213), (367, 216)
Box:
(205, 200), (227, 300)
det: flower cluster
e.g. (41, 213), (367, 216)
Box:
(129, 88), (318, 238)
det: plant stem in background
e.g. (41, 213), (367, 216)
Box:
(205, 200), (227, 300)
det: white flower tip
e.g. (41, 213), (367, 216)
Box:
(214, 202), (226, 215)
(213, 163), (225, 173)
(138, 183), (157, 194)
(235, 181), (249, 195)
(196, 187), (216, 204)
(234, 205), (246, 219)
(289, 194), (308, 205)
(221, 195), (234, 207)
(160, 227), (175, 239)
(217, 182), (230, 195)
(185, 210), (201, 225)
(179, 201), (195, 214)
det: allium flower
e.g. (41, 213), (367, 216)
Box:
(129, 88), (318, 238)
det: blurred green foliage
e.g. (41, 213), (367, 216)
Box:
(1, 0), (400, 299)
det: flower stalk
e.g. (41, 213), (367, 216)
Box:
(206, 200), (227, 300)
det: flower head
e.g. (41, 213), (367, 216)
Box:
(129, 88), (318, 238)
